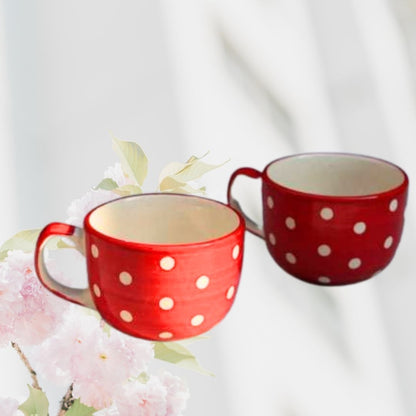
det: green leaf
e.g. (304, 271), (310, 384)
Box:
(174, 156), (228, 183)
(158, 153), (226, 194)
(153, 342), (214, 376)
(137, 371), (150, 384)
(112, 137), (148, 186)
(159, 176), (205, 194)
(65, 399), (96, 416)
(56, 239), (76, 249)
(158, 162), (186, 183)
(0, 229), (41, 261)
(84, 309), (102, 320)
(159, 175), (186, 192)
(112, 184), (142, 197)
(18, 385), (49, 416)
(0, 229), (75, 261)
(101, 320), (112, 337)
(94, 177), (118, 191)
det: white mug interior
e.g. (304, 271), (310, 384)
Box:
(266, 154), (406, 196)
(88, 194), (241, 244)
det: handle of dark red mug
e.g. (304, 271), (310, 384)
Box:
(34, 222), (96, 309)
(227, 167), (265, 239)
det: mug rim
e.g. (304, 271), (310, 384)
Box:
(84, 192), (245, 249)
(263, 152), (409, 200)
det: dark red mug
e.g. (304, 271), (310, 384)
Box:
(35, 193), (245, 340)
(228, 153), (408, 285)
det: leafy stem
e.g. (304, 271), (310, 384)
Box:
(58, 384), (74, 416)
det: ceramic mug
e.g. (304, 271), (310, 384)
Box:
(227, 153), (408, 285)
(35, 193), (245, 340)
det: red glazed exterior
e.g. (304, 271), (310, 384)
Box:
(82, 195), (245, 341)
(35, 194), (245, 340)
(261, 154), (409, 285)
(227, 153), (409, 286)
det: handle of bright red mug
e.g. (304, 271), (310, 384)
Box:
(227, 167), (265, 239)
(34, 222), (95, 309)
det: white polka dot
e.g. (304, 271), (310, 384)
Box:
(348, 258), (362, 270)
(317, 244), (331, 257)
(285, 217), (296, 230)
(159, 297), (174, 310)
(226, 286), (235, 300)
(196, 275), (210, 289)
(267, 196), (274, 209)
(269, 233), (276, 246)
(159, 331), (173, 339)
(119, 271), (133, 286)
(318, 276), (331, 284)
(353, 222), (366, 234)
(285, 252), (297, 264)
(120, 310), (133, 322)
(191, 314), (204, 326)
(384, 236), (394, 249)
(93, 284), (101, 297)
(232, 245), (240, 260)
(320, 207), (334, 220)
(160, 256), (175, 271)
(389, 199), (398, 212)
(91, 244), (99, 258)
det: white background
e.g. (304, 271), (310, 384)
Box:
(1, 1), (415, 415)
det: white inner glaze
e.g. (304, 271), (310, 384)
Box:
(266, 154), (405, 196)
(89, 194), (240, 244)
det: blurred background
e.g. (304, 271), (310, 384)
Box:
(0, 0), (415, 415)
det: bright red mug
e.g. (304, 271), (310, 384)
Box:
(228, 153), (409, 286)
(35, 193), (245, 340)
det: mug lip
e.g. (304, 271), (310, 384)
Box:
(263, 152), (409, 200)
(83, 192), (245, 249)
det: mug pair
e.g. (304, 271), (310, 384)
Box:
(35, 153), (409, 341)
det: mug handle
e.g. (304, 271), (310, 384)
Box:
(34, 222), (96, 309)
(227, 167), (265, 239)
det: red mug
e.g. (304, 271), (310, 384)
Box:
(35, 193), (245, 340)
(228, 153), (409, 286)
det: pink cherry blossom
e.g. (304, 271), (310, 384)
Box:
(116, 376), (167, 416)
(66, 189), (118, 227)
(160, 372), (190, 416)
(115, 372), (189, 416)
(33, 307), (154, 409)
(66, 163), (135, 228)
(0, 250), (67, 347)
(0, 397), (21, 416)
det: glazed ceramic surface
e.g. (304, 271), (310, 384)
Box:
(35, 193), (245, 340)
(228, 153), (408, 285)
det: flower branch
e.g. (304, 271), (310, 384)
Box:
(58, 384), (74, 416)
(11, 341), (41, 390)
(0, 138), (219, 415)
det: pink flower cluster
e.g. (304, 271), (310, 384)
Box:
(115, 372), (190, 416)
(66, 190), (118, 228)
(33, 308), (154, 409)
(0, 161), (191, 415)
(0, 249), (190, 415)
(91, 371), (189, 416)
(0, 250), (67, 346)
(66, 163), (131, 227)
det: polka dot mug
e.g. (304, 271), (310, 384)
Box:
(227, 153), (409, 286)
(35, 194), (245, 340)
